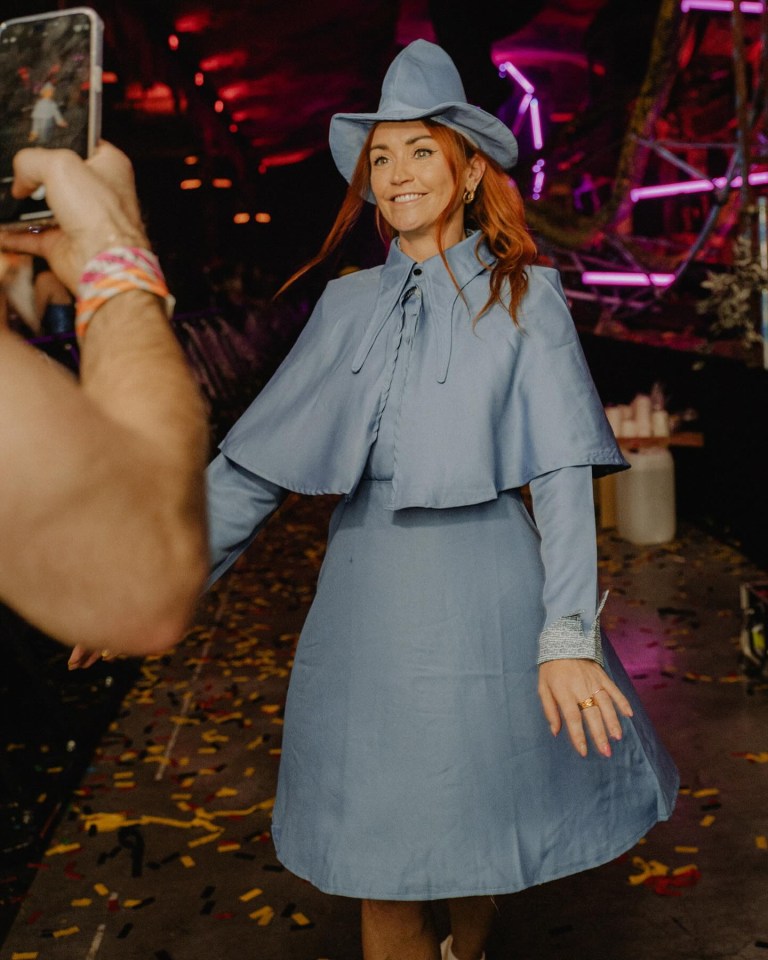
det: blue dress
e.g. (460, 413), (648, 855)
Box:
(205, 234), (679, 900)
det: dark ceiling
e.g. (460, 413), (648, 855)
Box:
(2, 0), (664, 290)
(4, 0), (632, 170)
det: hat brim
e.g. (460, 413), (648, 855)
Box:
(329, 100), (518, 193)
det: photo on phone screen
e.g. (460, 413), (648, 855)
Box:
(0, 7), (103, 228)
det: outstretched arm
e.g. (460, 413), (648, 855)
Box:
(531, 466), (633, 758)
(0, 144), (209, 655)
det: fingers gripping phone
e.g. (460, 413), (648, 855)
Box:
(0, 7), (103, 230)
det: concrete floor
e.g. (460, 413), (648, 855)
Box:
(2, 493), (768, 960)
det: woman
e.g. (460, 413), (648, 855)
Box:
(206, 40), (678, 960)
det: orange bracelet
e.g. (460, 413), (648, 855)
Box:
(76, 246), (175, 340)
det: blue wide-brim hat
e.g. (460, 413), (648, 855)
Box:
(329, 40), (518, 198)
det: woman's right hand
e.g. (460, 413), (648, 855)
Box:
(0, 142), (149, 293)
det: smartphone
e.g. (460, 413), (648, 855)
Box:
(0, 7), (103, 230)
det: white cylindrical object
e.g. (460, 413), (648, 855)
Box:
(633, 394), (652, 421)
(651, 409), (670, 437)
(636, 416), (652, 438)
(605, 405), (623, 437)
(615, 447), (676, 545)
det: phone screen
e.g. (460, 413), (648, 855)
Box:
(0, 8), (101, 226)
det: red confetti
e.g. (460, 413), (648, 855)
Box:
(644, 868), (701, 896)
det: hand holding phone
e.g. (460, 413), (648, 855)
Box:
(0, 142), (150, 293)
(0, 7), (103, 230)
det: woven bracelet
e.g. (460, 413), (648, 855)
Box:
(76, 246), (176, 340)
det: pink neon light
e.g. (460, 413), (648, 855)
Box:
(500, 61), (535, 94)
(632, 169), (768, 201)
(582, 271), (676, 287)
(681, 0), (764, 12)
(512, 93), (533, 137)
(532, 170), (545, 195)
(516, 92), (533, 119)
(529, 98), (543, 150)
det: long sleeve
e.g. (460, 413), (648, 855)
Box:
(529, 465), (606, 666)
(205, 452), (288, 588)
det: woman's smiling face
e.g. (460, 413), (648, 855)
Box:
(368, 120), (468, 261)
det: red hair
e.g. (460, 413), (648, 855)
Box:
(277, 120), (537, 324)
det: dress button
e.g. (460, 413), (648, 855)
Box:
(413, 267), (422, 276)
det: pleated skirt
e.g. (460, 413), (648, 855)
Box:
(271, 480), (679, 900)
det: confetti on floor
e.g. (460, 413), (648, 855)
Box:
(2, 515), (768, 959)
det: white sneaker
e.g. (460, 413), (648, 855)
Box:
(440, 934), (486, 960)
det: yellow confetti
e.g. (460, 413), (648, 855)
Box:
(291, 912), (311, 926)
(700, 814), (716, 827)
(93, 883), (109, 897)
(180, 855), (195, 868)
(197, 747), (218, 754)
(188, 830), (225, 848)
(123, 899), (142, 908)
(239, 888), (263, 902)
(756, 836), (768, 850)
(71, 898), (92, 907)
(628, 856), (668, 885)
(672, 863), (698, 875)
(674, 846), (699, 854)
(52, 926), (79, 938)
(12, 952), (39, 958)
(202, 732), (229, 744)
(260, 704), (282, 714)
(217, 842), (241, 852)
(215, 787), (238, 798)
(249, 905), (275, 925)
(45, 842), (81, 856)
(113, 771), (134, 780)
(692, 788), (719, 798)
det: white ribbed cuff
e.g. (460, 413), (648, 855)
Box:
(537, 590), (608, 666)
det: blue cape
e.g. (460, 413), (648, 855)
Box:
(220, 237), (627, 510)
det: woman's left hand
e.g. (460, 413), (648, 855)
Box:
(537, 658), (633, 758)
(68, 643), (114, 671)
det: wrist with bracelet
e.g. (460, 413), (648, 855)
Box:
(75, 246), (176, 340)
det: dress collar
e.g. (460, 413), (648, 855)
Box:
(351, 231), (492, 382)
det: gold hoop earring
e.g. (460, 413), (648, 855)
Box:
(463, 188), (475, 204)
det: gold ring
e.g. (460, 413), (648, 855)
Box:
(578, 688), (605, 711)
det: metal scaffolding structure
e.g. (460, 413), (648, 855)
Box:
(523, 0), (768, 331)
